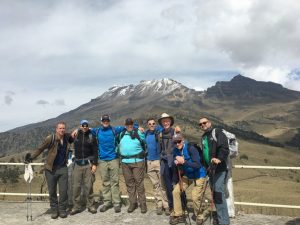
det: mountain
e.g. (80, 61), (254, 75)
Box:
(206, 75), (300, 103)
(0, 75), (300, 156)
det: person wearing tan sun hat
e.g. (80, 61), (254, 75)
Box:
(157, 112), (176, 215)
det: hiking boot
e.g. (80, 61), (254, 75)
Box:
(127, 203), (138, 213)
(140, 203), (147, 214)
(70, 209), (80, 215)
(156, 207), (163, 215)
(51, 210), (59, 219)
(169, 215), (186, 225)
(165, 208), (172, 216)
(88, 206), (97, 214)
(114, 205), (121, 213)
(100, 204), (113, 212)
(59, 211), (67, 218)
(196, 218), (204, 225)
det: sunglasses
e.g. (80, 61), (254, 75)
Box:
(199, 121), (208, 126)
(148, 123), (155, 126)
(173, 140), (182, 144)
(102, 119), (110, 122)
(82, 125), (89, 128)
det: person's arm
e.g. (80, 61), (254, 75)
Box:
(215, 129), (229, 162)
(90, 135), (98, 174)
(26, 135), (53, 162)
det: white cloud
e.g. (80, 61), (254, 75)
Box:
(0, 0), (299, 131)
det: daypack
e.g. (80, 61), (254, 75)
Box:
(118, 128), (146, 152)
(187, 142), (204, 165)
(212, 128), (238, 158)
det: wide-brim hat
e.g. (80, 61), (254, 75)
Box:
(158, 113), (174, 126)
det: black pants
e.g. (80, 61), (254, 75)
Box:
(161, 160), (173, 209)
(45, 166), (68, 212)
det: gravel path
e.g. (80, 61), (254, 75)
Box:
(0, 202), (299, 225)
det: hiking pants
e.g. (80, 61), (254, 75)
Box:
(172, 176), (206, 218)
(99, 159), (121, 207)
(45, 166), (68, 212)
(161, 159), (173, 209)
(147, 160), (168, 209)
(122, 161), (146, 205)
(209, 171), (230, 225)
(72, 164), (95, 210)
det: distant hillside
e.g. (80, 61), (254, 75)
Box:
(0, 76), (299, 156)
(206, 75), (300, 104)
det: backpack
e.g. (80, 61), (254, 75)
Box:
(187, 142), (204, 165)
(212, 128), (238, 158)
(118, 128), (146, 152)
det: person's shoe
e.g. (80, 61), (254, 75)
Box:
(100, 204), (113, 212)
(59, 211), (68, 218)
(69, 209), (80, 215)
(51, 210), (59, 219)
(140, 203), (147, 214)
(114, 205), (121, 213)
(165, 208), (172, 216)
(169, 215), (186, 225)
(156, 207), (163, 215)
(88, 206), (97, 214)
(127, 203), (138, 213)
(196, 218), (204, 225)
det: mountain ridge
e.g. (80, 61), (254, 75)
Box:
(0, 75), (300, 156)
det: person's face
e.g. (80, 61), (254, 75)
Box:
(199, 118), (211, 131)
(147, 120), (156, 131)
(101, 119), (110, 128)
(81, 124), (89, 133)
(126, 124), (134, 132)
(161, 118), (171, 129)
(174, 139), (184, 149)
(56, 123), (66, 136)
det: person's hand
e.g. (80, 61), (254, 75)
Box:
(24, 153), (32, 164)
(138, 127), (145, 133)
(175, 156), (185, 164)
(211, 158), (221, 164)
(71, 129), (78, 138)
(91, 165), (97, 174)
(174, 126), (181, 133)
(174, 160), (179, 165)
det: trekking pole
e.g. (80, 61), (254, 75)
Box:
(196, 176), (209, 219)
(209, 164), (216, 225)
(177, 167), (191, 225)
(29, 182), (33, 221)
(26, 183), (29, 221)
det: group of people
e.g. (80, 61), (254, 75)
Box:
(25, 113), (231, 225)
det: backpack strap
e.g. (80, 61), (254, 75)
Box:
(96, 128), (101, 146)
(212, 128), (217, 142)
(48, 134), (55, 149)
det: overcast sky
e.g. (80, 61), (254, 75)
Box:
(0, 0), (299, 132)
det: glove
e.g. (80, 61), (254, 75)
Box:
(25, 153), (32, 164)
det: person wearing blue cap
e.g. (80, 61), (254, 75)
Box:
(70, 120), (98, 215)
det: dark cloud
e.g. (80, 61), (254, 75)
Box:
(36, 100), (49, 105)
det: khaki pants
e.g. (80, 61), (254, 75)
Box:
(72, 164), (94, 210)
(122, 161), (146, 205)
(147, 160), (168, 209)
(173, 176), (206, 219)
(99, 159), (121, 207)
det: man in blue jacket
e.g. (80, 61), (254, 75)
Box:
(145, 118), (169, 215)
(170, 133), (206, 225)
(90, 114), (125, 213)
